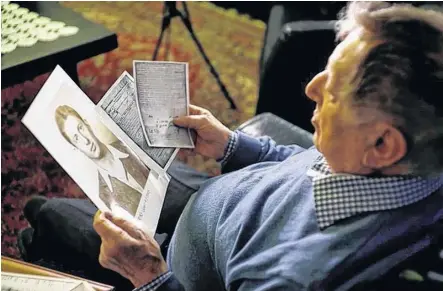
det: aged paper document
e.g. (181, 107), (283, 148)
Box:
(133, 60), (195, 148)
(96, 71), (178, 172)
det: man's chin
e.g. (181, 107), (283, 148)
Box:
(87, 152), (102, 160)
(94, 153), (103, 160)
(313, 133), (322, 152)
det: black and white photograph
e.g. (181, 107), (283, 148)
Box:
(22, 66), (166, 227)
(53, 104), (148, 216)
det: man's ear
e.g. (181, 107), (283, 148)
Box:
(362, 123), (408, 170)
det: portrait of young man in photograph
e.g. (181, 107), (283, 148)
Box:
(54, 105), (149, 216)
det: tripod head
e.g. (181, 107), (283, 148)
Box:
(154, 1), (236, 108)
(164, 1), (181, 18)
(165, 1), (177, 11)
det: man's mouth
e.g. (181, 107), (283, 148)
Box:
(311, 110), (319, 126)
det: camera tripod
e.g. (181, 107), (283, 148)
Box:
(152, 1), (237, 110)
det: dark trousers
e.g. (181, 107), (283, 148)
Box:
(28, 162), (211, 291)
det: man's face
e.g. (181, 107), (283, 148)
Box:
(305, 29), (380, 174)
(64, 115), (102, 159)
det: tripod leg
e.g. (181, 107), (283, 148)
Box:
(178, 6), (237, 109)
(153, 6), (172, 61)
(164, 23), (172, 60)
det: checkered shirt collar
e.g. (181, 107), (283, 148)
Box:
(307, 156), (443, 230)
(133, 271), (173, 291)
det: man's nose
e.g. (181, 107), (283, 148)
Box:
(305, 71), (326, 104)
(79, 133), (90, 145)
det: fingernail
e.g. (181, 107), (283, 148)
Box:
(104, 211), (113, 220)
(94, 210), (102, 220)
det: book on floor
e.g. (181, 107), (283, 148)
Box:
(1, 272), (95, 291)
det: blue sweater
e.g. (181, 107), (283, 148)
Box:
(161, 132), (442, 291)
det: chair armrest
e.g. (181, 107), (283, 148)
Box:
(237, 112), (313, 149)
(281, 20), (336, 35)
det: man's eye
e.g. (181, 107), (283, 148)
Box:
(73, 134), (78, 142)
(78, 124), (83, 130)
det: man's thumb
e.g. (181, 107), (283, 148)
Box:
(173, 115), (204, 129)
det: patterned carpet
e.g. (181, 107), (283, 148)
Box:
(1, 2), (265, 259)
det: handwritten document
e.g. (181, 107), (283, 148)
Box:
(98, 71), (177, 169)
(133, 61), (195, 148)
(1, 272), (94, 291)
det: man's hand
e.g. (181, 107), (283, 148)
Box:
(93, 211), (168, 288)
(173, 105), (233, 160)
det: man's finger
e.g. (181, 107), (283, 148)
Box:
(173, 115), (206, 129)
(189, 104), (208, 115)
(99, 248), (122, 275)
(177, 149), (194, 160)
(105, 211), (147, 240)
(182, 148), (196, 156)
(93, 212), (132, 242)
(177, 149), (187, 160)
(98, 244), (111, 269)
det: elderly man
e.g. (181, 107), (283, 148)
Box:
(19, 2), (443, 290)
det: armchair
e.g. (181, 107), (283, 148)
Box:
(253, 2), (443, 289)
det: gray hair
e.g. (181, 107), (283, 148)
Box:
(337, 2), (443, 176)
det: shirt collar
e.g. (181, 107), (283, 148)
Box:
(308, 155), (443, 230)
(107, 144), (129, 159)
(97, 145), (130, 192)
